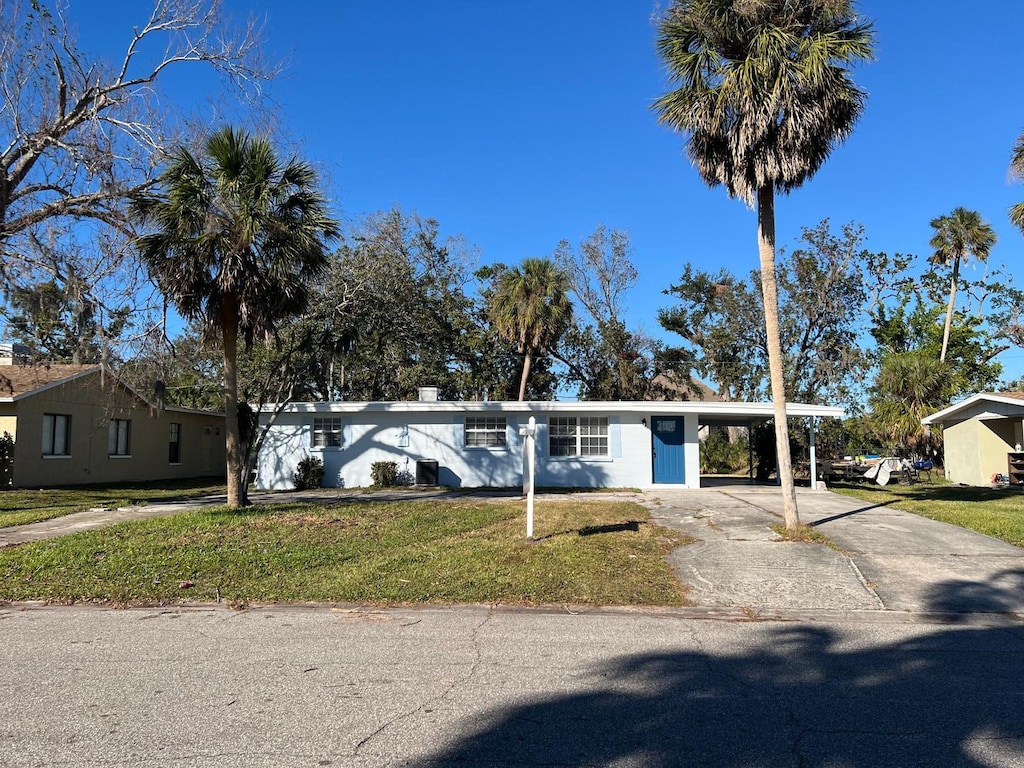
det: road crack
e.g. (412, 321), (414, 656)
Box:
(353, 607), (494, 756)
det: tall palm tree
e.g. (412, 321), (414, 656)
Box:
(134, 127), (339, 507)
(1010, 132), (1024, 236)
(653, 0), (874, 528)
(489, 258), (573, 401)
(928, 208), (997, 363)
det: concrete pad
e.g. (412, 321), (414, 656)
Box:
(858, 554), (1024, 613)
(667, 538), (881, 610)
(646, 490), (882, 611)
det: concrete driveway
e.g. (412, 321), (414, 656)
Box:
(644, 487), (1024, 617)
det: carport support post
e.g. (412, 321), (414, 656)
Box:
(809, 416), (817, 491)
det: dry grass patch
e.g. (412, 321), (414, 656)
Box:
(769, 523), (842, 550)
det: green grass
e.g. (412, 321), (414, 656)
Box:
(769, 523), (842, 551)
(830, 481), (1024, 547)
(0, 479), (227, 529)
(0, 498), (692, 607)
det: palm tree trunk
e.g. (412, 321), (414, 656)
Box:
(222, 293), (245, 508)
(756, 184), (799, 529)
(939, 258), (960, 363)
(518, 352), (533, 401)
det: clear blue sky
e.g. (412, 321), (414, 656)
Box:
(77, 1), (1024, 382)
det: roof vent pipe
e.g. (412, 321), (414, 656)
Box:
(418, 386), (439, 402)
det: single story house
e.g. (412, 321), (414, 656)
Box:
(922, 392), (1024, 486)
(0, 363), (226, 488)
(256, 389), (842, 491)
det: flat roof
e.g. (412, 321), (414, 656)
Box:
(263, 400), (844, 419)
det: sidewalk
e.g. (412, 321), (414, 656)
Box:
(0, 487), (472, 548)
(644, 487), (1024, 616)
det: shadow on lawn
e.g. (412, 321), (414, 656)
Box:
(528, 520), (645, 542)
(411, 575), (1024, 768)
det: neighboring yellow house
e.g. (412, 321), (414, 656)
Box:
(922, 392), (1024, 486)
(0, 364), (226, 488)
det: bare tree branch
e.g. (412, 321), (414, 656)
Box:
(0, 0), (279, 359)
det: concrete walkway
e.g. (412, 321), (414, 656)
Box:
(644, 487), (1024, 616)
(0, 487), (496, 548)
(3, 485), (1023, 617)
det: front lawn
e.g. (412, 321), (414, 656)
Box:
(830, 481), (1024, 547)
(0, 479), (227, 529)
(0, 498), (691, 606)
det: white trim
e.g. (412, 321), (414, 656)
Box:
(922, 392), (1024, 425)
(260, 399), (844, 419)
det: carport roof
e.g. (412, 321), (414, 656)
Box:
(922, 392), (1024, 425)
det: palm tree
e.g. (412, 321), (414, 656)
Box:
(653, 0), (874, 528)
(134, 127), (339, 507)
(870, 351), (951, 459)
(1010, 132), (1024, 236)
(489, 258), (573, 401)
(928, 208), (997, 363)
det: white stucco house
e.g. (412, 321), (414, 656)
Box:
(256, 389), (842, 491)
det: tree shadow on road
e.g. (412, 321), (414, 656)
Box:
(412, 577), (1024, 767)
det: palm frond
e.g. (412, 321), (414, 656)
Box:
(652, 0), (874, 204)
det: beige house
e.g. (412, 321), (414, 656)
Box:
(922, 392), (1024, 486)
(0, 364), (226, 488)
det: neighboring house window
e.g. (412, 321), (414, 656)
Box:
(42, 414), (71, 456)
(312, 417), (342, 448)
(465, 416), (507, 448)
(169, 423), (182, 464)
(108, 418), (131, 456)
(549, 416), (609, 457)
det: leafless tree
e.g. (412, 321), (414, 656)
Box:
(0, 0), (277, 353)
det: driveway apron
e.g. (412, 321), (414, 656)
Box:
(644, 487), (1024, 616)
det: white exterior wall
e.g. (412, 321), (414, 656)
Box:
(258, 408), (679, 490)
(257, 401), (840, 491)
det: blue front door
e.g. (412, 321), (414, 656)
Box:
(652, 416), (685, 484)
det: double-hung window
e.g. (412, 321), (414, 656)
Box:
(108, 418), (131, 457)
(465, 416), (507, 448)
(168, 423), (182, 464)
(42, 414), (71, 456)
(312, 417), (342, 448)
(549, 416), (608, 457)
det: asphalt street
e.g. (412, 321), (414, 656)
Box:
(3, 604), (1024, 767)
(3, 486), (1024, 766)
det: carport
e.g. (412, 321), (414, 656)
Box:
(689, 402), (843, 490)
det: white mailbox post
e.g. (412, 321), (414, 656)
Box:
(518, 416), (537, 539)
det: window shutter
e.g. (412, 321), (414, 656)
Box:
(609, 416), (622, 458)
(455, 414), (465, 449)
(535, 417), (548, 457)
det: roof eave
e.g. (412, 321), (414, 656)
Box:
(260, 400), (845, 419)
(922, 392), (1024, 425)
